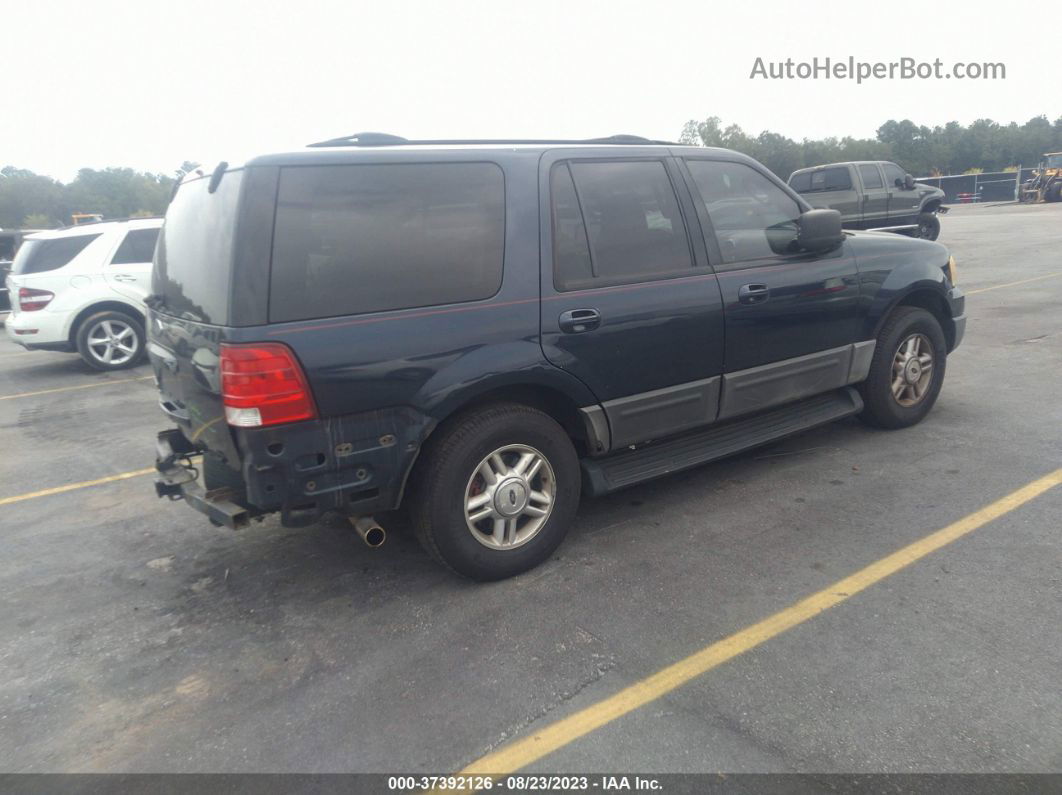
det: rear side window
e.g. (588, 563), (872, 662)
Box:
(111, 228), (159, 264)
(859, 164), (884, 189)
(821, 167), (852, 191)
(551, 160), (692, 291)
(269, 163), (505, 323)
(794, 167), (851, 193)
(12, 234), (100, 275)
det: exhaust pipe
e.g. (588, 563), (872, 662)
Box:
(350, 516), (386, 548)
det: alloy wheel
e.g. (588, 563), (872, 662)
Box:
(464, 444), (556, 549)
(891, 333), (934, 407)
(86, 319), (138, 366)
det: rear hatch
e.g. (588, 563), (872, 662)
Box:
(148, 169), (244, 463)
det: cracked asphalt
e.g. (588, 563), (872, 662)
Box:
(1, 202), (1060, 773)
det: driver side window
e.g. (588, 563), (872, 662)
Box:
(685, 160), (802, 264)
(883, 162), (906, 188)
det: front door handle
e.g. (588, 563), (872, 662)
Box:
(737, 283), (770, 304)
(113, 274), (138, 282)
(558, 308), (601, 334)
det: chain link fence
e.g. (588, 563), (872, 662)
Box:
(916, 168), (1037, 203)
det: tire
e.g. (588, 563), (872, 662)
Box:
(1046, 181), (1062, 202)
(858, 307), (947, 430)
(75, 310), (146, 371)
(408, 402), (580, 581)
(916, 211), (940, 240)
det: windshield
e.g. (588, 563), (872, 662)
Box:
(153, 170), (244, 324)
(1045, 154), (1062, 168)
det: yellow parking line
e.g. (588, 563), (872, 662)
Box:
(0, 467), (156, 507)
(460, 468), (1062, 775)
(967, 271), (1062, 295)
(0, 375), (154, 401)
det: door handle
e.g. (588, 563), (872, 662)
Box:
(737, 283), (770, 304)
(558, 308), (601, 334)
(113, 274), (137, 282)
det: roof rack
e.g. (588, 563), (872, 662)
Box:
(57, 216), (163, 231)
(306, 132), (680, 148)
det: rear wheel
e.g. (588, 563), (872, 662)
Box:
(1046, 181), (1062, 202)
(408, 403), (580, 581)
(916, 211), (940, 240)
(75, 310), (146, 371)
(858, 307), (947, 429)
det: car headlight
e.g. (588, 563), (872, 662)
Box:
(945, 255), (958, 286)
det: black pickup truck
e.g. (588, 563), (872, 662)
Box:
(788, 161), (948, 240)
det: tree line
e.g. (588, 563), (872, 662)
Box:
(679, 115), (1062, 180)
(4, 116), (1062, 228)
(0, 162), (199, 230)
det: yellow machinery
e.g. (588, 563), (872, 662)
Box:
(1019, 153), (1062, 202)
(71, 213), (104, 225)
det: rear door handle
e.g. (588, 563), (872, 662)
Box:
(737, 283), (770, 304)
(113, 274), (137, 282)
(558, 308), (601, 333)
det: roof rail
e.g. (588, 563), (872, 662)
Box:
(57, 216), (163, 231)
(306, 132), (680, 148)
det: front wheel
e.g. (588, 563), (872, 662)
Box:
(858, 307), (947, 429)
(916, 211), (941, 240)
(75, 310), (146, 371)
(408, 403), (580, 581)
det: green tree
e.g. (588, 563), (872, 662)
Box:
(679, 115), (1062, 178)
(22, 212), (54, 229)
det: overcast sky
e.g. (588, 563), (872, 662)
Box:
(7, 0), (1059, 181)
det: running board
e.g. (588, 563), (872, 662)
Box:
(581, 387), (863, 496)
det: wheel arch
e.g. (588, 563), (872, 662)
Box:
(429, 379), (598, 456)
(396, 377), (601, 512)
(876, 288), (955, 351)
(68, 299), (146, 344)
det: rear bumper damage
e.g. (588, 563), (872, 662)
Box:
(155, 429), (253, 529)
(154, 406), (432, 529)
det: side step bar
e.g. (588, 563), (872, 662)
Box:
(581, 387), (863, 496)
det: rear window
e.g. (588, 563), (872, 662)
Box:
(12, 234), (101, 275)
(153, 171), (243, 324)
(268, 162), (505, 323)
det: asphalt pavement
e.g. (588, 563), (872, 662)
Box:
(1, 201), (1060, 774)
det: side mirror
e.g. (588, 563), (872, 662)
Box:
(904, 174), (915, 190)
(796, 209), (844, 252)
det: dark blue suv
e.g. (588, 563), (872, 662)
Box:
(151, 134), (965, 580)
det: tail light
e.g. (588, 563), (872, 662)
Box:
(18, 288), (54, 312)
(220, 343), (317, 427)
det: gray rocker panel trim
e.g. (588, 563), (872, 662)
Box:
(601, 376), (721, 450)
(584, 341), (876, 454)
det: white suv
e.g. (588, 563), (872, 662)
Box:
(4, 218), (161, 370)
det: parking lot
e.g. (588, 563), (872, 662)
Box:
(1, 201), (1060, 774)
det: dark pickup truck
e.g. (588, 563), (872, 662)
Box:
(788, 161), (948, 240)
(151, 135), (965, 580)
